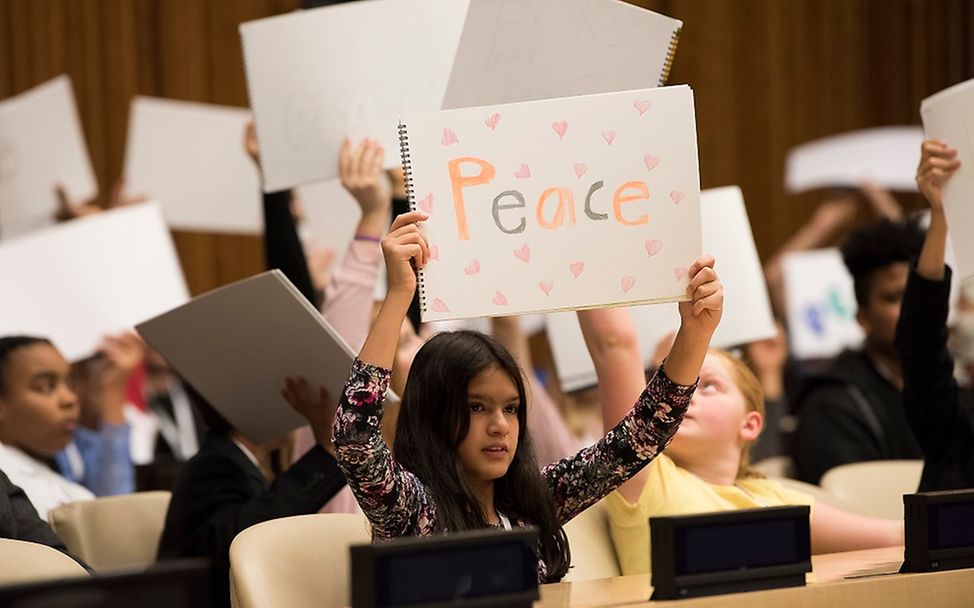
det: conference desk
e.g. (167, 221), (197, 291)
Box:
(536, 546), (974, 607)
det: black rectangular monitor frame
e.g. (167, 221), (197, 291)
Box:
(351, 527), (540, 608)
(0, 559), (210, 608)
(650, 505), (811, 600)
(902, 488), (974, 572)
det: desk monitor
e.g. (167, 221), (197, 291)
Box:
(650, 505), (811, 600)
(350, 527), (539, 608)
(0, 559), (210, 608)
(902, 488), (974, 572)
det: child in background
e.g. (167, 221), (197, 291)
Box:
(0, 334), (139, 519)
(576, 307), (903, 576)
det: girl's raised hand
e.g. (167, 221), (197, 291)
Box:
(382, 210), (430, 298)
(916, 139), (961, 211)
(677, 255), (723, 337)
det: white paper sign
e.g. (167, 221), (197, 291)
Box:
(401, 85), (701, 321)
(782, 248), (863, 360)
(240, 0), (470, 192)
(547, 186), (776, 391)
(124, 97), (262, 234)
(137, 271), (358, 444)
(442, 0), (681, 109)
(921, 79), (974, 283)
(0, 76), (97, 239)
(0, 203), (189, 361)
(785, 126), (924, 193)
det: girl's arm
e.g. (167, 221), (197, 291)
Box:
(810, 501), (903, 553)
(546, 257), (722, 522)
(332, 211), (433, 539)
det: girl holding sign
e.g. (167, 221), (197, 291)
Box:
(576, 307), (904, 576)
(329, 210), (722, 582)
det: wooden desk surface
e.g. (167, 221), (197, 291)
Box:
(536, 546), (974, 607)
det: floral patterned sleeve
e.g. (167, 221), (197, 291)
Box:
(332, 358), (438, 540)
(541, 366), (695, 525)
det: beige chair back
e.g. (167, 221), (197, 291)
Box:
(48, 491), (171, 572)
(0, 538), (89, 585)
(773, 477), (860, 512)
(563, 498), (620, 581)
(820, 460), (923, 519)
(229, 513), (370, 608)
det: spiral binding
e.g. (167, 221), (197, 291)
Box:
(660, 27), (681, 85)
(397, 121), (427, 313)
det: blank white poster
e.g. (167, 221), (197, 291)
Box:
(124, 97), (263, 234)
(240, 0), (470, 191)
(785, 126), (923, 194)
(0, 76), (97, 239)
(442, 0), (681, 109)
(922, 79), (974, 283)
(0, 203), (189, 361)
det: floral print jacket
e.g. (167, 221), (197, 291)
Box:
(332, 358), (695, 581)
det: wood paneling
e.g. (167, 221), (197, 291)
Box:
(2, 0), (972, 293)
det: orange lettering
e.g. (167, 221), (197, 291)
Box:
(612, 181), (650, 226)
(448, 157), (496, 240)
(536, 187), (577, 230)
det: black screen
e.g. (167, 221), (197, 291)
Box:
(377, 542), (533, 606)
(677, 519), (800, 575)
(931, 502), (974, 550)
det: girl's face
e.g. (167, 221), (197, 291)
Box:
(0, 343), (79, 458)
(457, 365), (521, 483)
(666, 353), (761, 461)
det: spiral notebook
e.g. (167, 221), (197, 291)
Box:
(442, 0), (681, 109)
(399, 85), (701, 322)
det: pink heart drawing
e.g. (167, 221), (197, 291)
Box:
(670, 190), (685, 204)
(645, 239), (664, 257)
(464, 259), (480, 275)
(514, 163), (531, 179)
(573, 163), (588, 179)
(418, 193), (434, 214)
(539, 280), (554, 296)
(491, 291), (509, 306)
(429, 245), (439, 261)
(644, 154), (661, 171)
(602, 130), (616, 145)
(633, 99), (652, 115)
(431, 298), (450, 313)
(674, 267), (689, 281)
(484, 113), (501, 130)
(621, 276), (636, 293)
(552, 121), (568, 140)
(441, 128), (459, 146)
(514, 244), (531, 263)
(569, 261), (585, 279)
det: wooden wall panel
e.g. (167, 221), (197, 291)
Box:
(1, 0), (972, 294)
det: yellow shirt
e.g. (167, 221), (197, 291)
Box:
(605, 454), (814, 575)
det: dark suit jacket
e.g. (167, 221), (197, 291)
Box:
(0, 468), (71, 553)
(157, 432), (346, 608)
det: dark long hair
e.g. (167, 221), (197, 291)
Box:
(393, 330), (571, 581)
(0, 336), (52, 396)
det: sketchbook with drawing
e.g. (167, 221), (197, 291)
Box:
(399, 85), (702, 321)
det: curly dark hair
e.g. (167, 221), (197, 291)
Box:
(393, 330), (571, 582)
(0, 336), (53, 395)
(840, 217), (924, 308)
